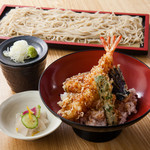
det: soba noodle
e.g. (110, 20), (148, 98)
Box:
(0, 7), (144, 46)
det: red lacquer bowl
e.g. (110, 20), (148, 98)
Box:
(39, 50), (150, 142)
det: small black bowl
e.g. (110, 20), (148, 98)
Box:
(0, 36), (48, 93)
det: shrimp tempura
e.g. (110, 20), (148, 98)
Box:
(58, 36), (122, 121)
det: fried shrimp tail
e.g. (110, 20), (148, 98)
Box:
(58, 35), (122, 121)
(100, 35), (122, 53)
(91, 35), (122, 75)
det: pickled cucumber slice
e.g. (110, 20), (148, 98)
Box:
(36, 105), (41, 118)
(21, 113), (38, 129)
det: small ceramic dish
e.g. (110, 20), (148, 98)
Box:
(0, 91), (62, 140)
(39, 50), (150, 142)
(0, 36), (48, 93)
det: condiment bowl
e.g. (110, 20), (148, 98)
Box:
(39, 50), (150, 142)
(0, 91), (62, 140)
(0, 36), (48, 93)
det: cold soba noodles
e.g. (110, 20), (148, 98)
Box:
(0, 7), (144, 46)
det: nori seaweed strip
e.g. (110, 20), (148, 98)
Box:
(108, 65), (130, 101)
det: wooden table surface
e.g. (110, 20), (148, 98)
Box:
(0, 0), (150, 150)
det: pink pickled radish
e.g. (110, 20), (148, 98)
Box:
(22, 107), (36, 116)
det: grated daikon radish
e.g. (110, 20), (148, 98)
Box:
(3, 40), (37, 63)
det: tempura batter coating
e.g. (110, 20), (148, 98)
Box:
(58, 36), (122, 121)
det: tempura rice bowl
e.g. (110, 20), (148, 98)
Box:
(39, 50), (150, 141)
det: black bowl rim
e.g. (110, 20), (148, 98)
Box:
(39, 49), (150, 130)
(0, 36), (48, 67)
